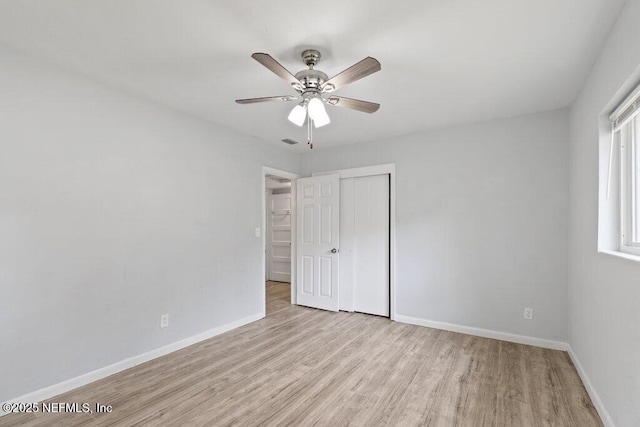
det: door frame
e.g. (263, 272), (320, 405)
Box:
(313, 163), (397, 320)
(262, 166), (300, 314)
(265, 189), (272, 281)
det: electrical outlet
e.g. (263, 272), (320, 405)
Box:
(160, 313), (169, 328)
(524, 308), (533, 320)
(255, 227), (261, 237)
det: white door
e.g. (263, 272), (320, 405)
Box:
(268, 193), (292, 282)
(339, 174), (390, 316)
(296, 174), (340, 311)
(352, 174), (389, 316)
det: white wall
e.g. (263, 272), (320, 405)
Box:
(301, 109), (569, 343)
(0, 46), (299, 402)
(568, 0), (640, 425)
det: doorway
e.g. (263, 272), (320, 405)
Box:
(262, 167), (300, 316)
(266, 180), (292, 283)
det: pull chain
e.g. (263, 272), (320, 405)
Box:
(307, 116), (313, 149)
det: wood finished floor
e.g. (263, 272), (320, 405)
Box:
(1, 281), (601, 426)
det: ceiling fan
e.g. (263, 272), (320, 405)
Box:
(236, 49), (381, 148)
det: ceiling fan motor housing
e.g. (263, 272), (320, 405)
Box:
(294, 69), (329, 90)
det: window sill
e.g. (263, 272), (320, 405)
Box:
(598, 249), (640, 263)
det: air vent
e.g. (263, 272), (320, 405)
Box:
(281, 138), (299, 145)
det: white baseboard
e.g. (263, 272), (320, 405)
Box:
(567, 347), (615, 427)
(1, 312), (264, 414)
(394, 314), (568, 351)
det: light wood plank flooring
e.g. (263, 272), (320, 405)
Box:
(1, 281), (601, 426)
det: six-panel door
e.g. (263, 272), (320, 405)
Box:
(296, 174), (340, 311)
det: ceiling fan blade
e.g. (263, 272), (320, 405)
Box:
(321, 57), (381, 92)
(251, 53), (302, 87)
(327, 96), (380, 113)
(235, 95), (296, 104)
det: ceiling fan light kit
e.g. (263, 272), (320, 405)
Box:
(236, 49), (381, 149)
(287, 103), (307, 126)
(307, 97), (330, 127)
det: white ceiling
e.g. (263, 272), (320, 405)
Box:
(0, 0), (623, 151)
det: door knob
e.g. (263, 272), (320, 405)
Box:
(331, 248), (339, 253)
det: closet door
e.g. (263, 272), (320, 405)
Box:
(352, 174), (389, 316)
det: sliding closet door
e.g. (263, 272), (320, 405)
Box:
(351, 174), (390, 317)
(353, 174), (389, 316)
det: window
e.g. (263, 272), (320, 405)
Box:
(612, 84), (640, 256)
